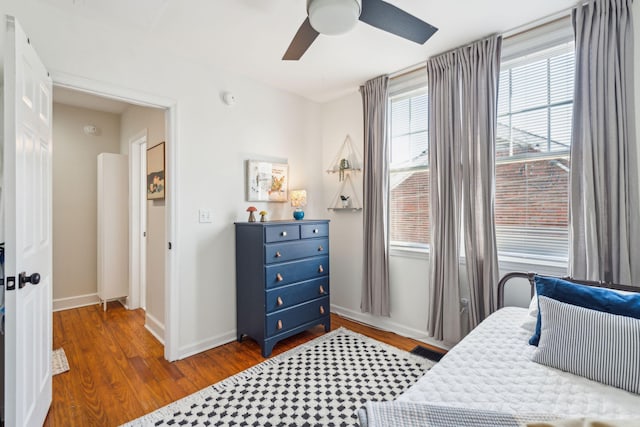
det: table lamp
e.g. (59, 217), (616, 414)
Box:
(290, 190), (307, 220)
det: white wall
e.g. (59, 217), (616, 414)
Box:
(1, 0), (323, 358)
(52, 103), (122, 307)
(120, 105), (166, 340)
(320, 92), (450, 348)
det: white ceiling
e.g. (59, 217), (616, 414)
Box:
(53, 86), (131, 114)
(40, 0), (578, 103)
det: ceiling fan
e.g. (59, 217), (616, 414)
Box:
(283, 0), (438, 60)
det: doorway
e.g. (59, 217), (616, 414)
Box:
(50, 80), (177, 360)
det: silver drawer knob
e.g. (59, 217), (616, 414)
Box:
(313, 228), (319, 234)
(318, 246), (324, 252)
(281, 231), (287, 237)
(275, 251), (282, 258)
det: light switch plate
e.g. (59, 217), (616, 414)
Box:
(199, 209), (212, 223)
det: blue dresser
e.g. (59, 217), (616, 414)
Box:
(235, 220), (330, 357)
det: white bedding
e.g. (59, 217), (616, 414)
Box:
(398, 307), (640, 419)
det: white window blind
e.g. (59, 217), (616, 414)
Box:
(389, 87), (429, 248)
(496, 40), (574, 262)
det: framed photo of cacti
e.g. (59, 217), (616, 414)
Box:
(246, 160), (289, 202)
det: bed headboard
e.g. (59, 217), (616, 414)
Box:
(497, 271), (640, 309)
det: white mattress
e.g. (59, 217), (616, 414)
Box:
(399, 307), (640, 418)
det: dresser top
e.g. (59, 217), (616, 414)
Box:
(235, 219), (329, 226)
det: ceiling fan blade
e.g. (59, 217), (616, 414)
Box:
(359, 0), (438, 44)
(283, 18), (320, 60)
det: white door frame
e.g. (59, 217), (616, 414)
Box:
(50, 71), (180, 361)
(128, 130), (148, 311)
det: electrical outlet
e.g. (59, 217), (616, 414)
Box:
(199, 209), (212, 223)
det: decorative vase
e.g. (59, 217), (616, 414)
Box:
(339, 158), (350, 182)
(293, 208), (305, 220)
(341, 199), (350, 208)
(248, 211), (256, 222)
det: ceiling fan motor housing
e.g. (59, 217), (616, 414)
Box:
(307, 0), (362, 35)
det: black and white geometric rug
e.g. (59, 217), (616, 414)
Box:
(122, 327), (435, 427)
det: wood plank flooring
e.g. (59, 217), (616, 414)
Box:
(44, 302), (444, 426)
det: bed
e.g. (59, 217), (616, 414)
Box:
(360, 272), (640, 426)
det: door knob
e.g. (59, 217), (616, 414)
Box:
(18, 272), (41, 289)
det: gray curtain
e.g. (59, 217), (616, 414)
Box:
(427, 53), (463, 341)
(460, 37), (502, 328)
(427, 36), (502, 341)
(570, 0), (640, 285)
(361, 75), (391, 316)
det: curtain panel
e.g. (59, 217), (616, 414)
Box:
(427, 53), (463, 342)
(459, 37), (502, 327)
(427, 36), (502, 342)
(570, 0), (640, 285)
(361, 75), (391, 316)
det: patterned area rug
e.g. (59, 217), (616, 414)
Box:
(52, 348), (70, 375)
(123, 327), (434, 427)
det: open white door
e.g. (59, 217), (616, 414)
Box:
(3, 15), (53, 426)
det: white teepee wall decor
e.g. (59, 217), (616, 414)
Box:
(326, 135), (362, 181)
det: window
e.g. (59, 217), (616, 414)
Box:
(389, 88), (429, 248)
(495, 39), (574, 262)
(387, 20), (574, 258)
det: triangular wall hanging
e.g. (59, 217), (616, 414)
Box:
(326, 135), (362, 181)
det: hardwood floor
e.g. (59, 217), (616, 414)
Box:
(44, 302), (444, 426)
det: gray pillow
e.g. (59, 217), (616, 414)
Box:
(532, 296), (640, 395)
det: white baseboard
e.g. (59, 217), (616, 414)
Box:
(53, 293), (101, 312)
(145, 313), (165, 345)
(330, 304), (452, 351)
(172, 306), (450, 361)
(178, 330), (237, 360)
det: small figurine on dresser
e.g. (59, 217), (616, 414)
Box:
(246, 206), (257, 222)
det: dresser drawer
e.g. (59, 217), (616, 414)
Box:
(265, 238), (328, 264)
(266, 296), (330, 337)
(265, 225), (300, 243)
(265, 277), (329, 313)
(265, 255), (329, 288)
(301, 223), (329, 239)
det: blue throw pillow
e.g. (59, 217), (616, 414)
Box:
(529, 275), (640, 346)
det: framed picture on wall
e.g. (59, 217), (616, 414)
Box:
(147, 142), (165, 200)
(246, 160), (288, 202)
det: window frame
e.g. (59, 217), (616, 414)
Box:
(388, 86), (430, 250)
(494, 33), (575, 266)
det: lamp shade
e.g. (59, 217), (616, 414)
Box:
(290, 190), (307, 208)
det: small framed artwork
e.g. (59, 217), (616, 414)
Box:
(147, 142), (165, 200)
(246, 160), (288, 202)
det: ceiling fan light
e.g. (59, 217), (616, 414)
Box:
(307, 0), (362, 36)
